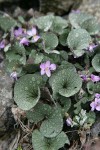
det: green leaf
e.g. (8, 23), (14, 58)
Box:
(67, 29), (91, 51)
(40, 108), (63, 138)
(41, 32), (58, 53)
(50, 16), (68, 34)
(42, 55), (54, 63)
(49, 69), (82, 99)
(29, 49), (36, 61)
(23, 64), (38, 74)
(73, 49), (85, 57)
(58, 96), (71, 116)
(69, 12), (93, 29)
(74, 95), (93, 114)
(15, 43), (26, 65)
(26, 102), (52, 124)
(92, 54), (100, 72)
(35, 15), (54, 31)
(47, 53), (61, 64)
(59, 61), (76, 71)
(11, 42), (26, 55)
(50, 62), (76, 84)
(6, 51), (21, 62)
(5, 60), (22, 74)
(87, 111), (96, 125)
(19, 56), (26, 65)
(87, 82), (94, 94)
(34, 53), (44, 64)
(59, 29), (70, 46)
(60, 51), (68, 61)
(29, 50), (44, 64)
(4, 43), (11, 52)
(17, 146), (22, 150)
(0, 14), (17, 31)
(32, 130), (69, 150)
(80, 18), (100, 35)
(87, 82), (100, 94)
(14, 74), (43, 110)
(18, 16), (25, 24)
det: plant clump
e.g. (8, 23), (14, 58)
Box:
(0, 11), (100, 150)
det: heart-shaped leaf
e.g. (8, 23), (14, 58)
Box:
(80, 18), (100, 35)
(87, 111), (96, 125)
(59, 61), (76, 71)
(69, 12), (93, 29)
(87, 82), (100, 94)
(58, 96), (71, 116)
(32, 130), (69, 150)
(9, 43), (26, 65)
(60, 51), (68, 61)
(26, 102), (52, 124)
(40, 108), (63, 138)
(14, 74), (43, 110)
(50, 16), (68, 34)
(35, 15), (54, 31)
(59, 29), (70, 46)
(41, 32), (58, 53)
(47, 53), (61, 64)
(11, 43), (26, 55)
(29, 50), (44, 64)
(6, 51), (21, 62)
(67, 29), (91, 51)
(5, 60), (22, 74)
(49, 69), (82, 99)
(0, 14), (17, 31)
(92, 54), (100, 72)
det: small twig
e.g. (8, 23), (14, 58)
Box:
(65, 130), (78, 134)
(17, 118), (30, 133)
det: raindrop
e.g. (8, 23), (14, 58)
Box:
(32, 77), (35, 81)
(25, 87), (28, 91)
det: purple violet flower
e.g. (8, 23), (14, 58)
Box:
(20, 37), (29, 46)
(95, 93), (100, 99)
(10, 71), (18, 80)
(66, 117), (73, 126)
(40, 61), (56, 77)
(80, 75), (88, 81)
(72, 10), (80, 14)
(90, 101), (96, 111)
(32, 35), (40, 42)
(27, 27), (37, 36)
(86, 44), (98, 52)
(90, 74), (100, 82)
(0, 40), (5, 49)
(14, 27), (23, 37)
(90, 98), (100, 111)
(27, 27), (40, 42)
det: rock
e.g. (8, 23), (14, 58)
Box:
(79, 0), (100, 22)
(0, 62), (16, 148)
(13, 7), (24, 18)
(91, 118), (100, 138)
(83, 117), (100, 150)
(83, 138), (100, 150)
(0, 61), (16, 147)
(39, 0), (81, 15)
(0, 0), (11, 2)
(0, 0), (18, 2)
(0, 0), (82, 15)
(0, 130), (18, 150)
